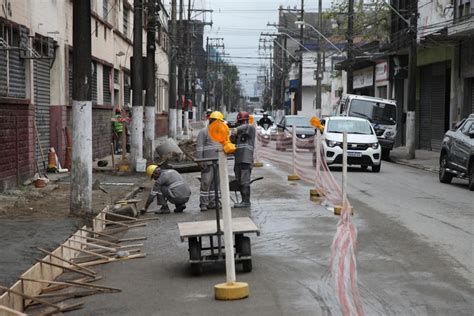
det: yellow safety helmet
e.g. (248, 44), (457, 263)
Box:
(146, 164), (159, 178)
(209, 111), (224, 121)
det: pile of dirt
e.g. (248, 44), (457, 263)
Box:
(178, 139), (197, 160)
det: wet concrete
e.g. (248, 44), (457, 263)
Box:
(65, 161), (473, 315)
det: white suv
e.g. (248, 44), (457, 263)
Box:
(319, 117), (382, 172)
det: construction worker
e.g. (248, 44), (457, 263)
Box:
(196, 111), (224, 212)
(141, 165), (191, 214)
(111, 108), (124, 154)
(232, 111), (256, 208)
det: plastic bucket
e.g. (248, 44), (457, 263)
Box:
(136, 158), (147, 172)
(35, 178), (46, 188)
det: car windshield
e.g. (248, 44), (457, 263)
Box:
(226, 113), (237, 122)
(326, 119), (374, 135)
(286, 117), (312, 128)
(349, 99), (396, 125)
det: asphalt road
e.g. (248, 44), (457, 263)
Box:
(66, 161), (473, 316)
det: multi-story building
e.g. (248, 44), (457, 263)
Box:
(0, 0), (170, 191)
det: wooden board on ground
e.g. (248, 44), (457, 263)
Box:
(177, 217), (260, 241)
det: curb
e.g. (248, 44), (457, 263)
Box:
(389, 157), (439, 174)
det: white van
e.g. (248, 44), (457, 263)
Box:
(336, 94), (397, 158)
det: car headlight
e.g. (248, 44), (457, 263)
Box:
(326, 139), (342, 148)
(370, 142), (379, 149)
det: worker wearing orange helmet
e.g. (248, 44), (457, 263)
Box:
(196, 111), (224, 211)
(232, 111), (256, 208)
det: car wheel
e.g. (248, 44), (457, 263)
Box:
(439, 154), (453, 184)
(372, 164), (381, 173)
(468, 164), (474, 191)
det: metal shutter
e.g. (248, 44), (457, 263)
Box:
(92, 61), (97, 102)
(103, 66), (112, 104)
(34, 59), (51, 173)
(0, 50), (7, 96)
(471, 79), (474, 114)
(419, 63), (447, 151)
(124, 72), (131, 106)
(8, 49), (26, 98)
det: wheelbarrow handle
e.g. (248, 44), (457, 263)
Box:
(250, 177), (264, 184)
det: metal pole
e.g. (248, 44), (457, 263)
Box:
(168, 0), (177, 139)
(296, 0), (304, 115)
(145, 1), (157, 162)
(347, 0), (354, 94)
(292, 126), (297, 175)
(315, 129), (321, 185)
(71, 0), (92, 215)
(406, 11), (418, 159)
(217, 150), (236, 283)
(342, 132), (348, 203)
(204, 37), (209, 112)
(315, 0), (322, 117)
(212, 161), (222, 256)
(176, 0), (184, 139)
(131, 0), (144, 168)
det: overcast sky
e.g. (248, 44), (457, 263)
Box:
(197, 0), (332, 96)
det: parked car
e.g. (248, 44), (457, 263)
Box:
(275, 115), (315, 151)
(255, 115), (277, 146)
(439, 114), (474, 190)
(315, 116), (382, 172)
(226, 112), (238, 128)
(336, 94), (397, 159)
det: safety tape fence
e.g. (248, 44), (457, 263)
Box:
(254, 128), (364, 316)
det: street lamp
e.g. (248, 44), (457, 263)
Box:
(294, 21), (343, 54)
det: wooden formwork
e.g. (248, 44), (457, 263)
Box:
(0, 208), (108, 314)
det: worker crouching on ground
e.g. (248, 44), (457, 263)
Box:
(232, 111), (256, 208)
(141, 165), (191, 214)
(196, 111), (223, 212)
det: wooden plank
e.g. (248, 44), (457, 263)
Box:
(20, 278), (121, 293)
(178, 217), (259, 239)
(77, 253), (146, 267)
(103, 210), (138, 221)
(0, 284), (60, 312)
(40, 277), (102, 294)
(61, 244), (111, 260)
(0, 305), (27, 316)
(68, 240), (117, 252)
(36, 248), (97, 275)
(118, 237), (147, 243)
(36, 259), (96, 278)
(78, 228), (119, 241)
(83, 236), (119, 247)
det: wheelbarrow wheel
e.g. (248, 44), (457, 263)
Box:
(189, 238), (202, 276)
(240, 236), (252, 273)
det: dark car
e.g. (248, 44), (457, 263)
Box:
(439, 114), (474, 190)
(275, 115), (315, 151)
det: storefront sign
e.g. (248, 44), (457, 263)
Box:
(353, 67), (373, 89)
(375, 61), (389, 82)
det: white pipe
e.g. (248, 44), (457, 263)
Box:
(177, 108), (183, 140)
(183, 110), (190, 139)
(315, 129), (321, 184)
(169, 108), (177, 139)
(71, 100), (92, 213)
(292, 127), (297, 175)
(131, 106), (144, 168)
(217, 150), (236, 284)
(144, 106), (155, 161)
(342, 132), (348, 203)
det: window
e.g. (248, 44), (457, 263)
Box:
(104, 27), (107, 40)
(123, 5), (129, 37)
(123, 71), (131, 106)
(103, 0), (109, 21)
(460, 120), (473, 135)
(103, 66), (112, 104)
(327, 119), (374, 135)
(0, 24), (26, 98)
(114, 69), (119, 84)
(95, 21), (98, 37)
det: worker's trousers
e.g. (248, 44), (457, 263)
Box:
(200, 164), (220, 207)
(234, 163), (252, 203)
(156, 186), (189, 207)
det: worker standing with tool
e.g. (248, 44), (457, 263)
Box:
(140, 165), (191, 214)
(196, 111), (224, 212)
(232, 111), (255, 208)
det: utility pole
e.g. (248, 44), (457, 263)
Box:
(145, 0), (159, 162)
(204, 36), (209, 111)
(282, 10), (288, 114)
(296, 0), (304, 115)
(182, 0), (192, 138)
(176, 0), (184, 139)
(346, 0), (354, 94)
(168, 0), (177, 139)
(315, 0), (322, 117)
(406, 10), (418, 159)
(71, 0), (92, 216)
(131, 0), (144, 169)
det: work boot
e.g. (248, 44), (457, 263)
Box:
(233, 201), (251, 208)
(234, 187), (251, 208)
(200, 204), (208, 212)
(155, 205), (170, 214)
(207, 201), (221, 210)
(174, 204), (186, 213)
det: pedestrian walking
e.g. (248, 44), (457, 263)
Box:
(196, 111), (224, 211)
(232, 111), (256, 208)
(141, 165), (191, 214)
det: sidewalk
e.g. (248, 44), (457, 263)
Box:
(390, 146), (440, 173)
